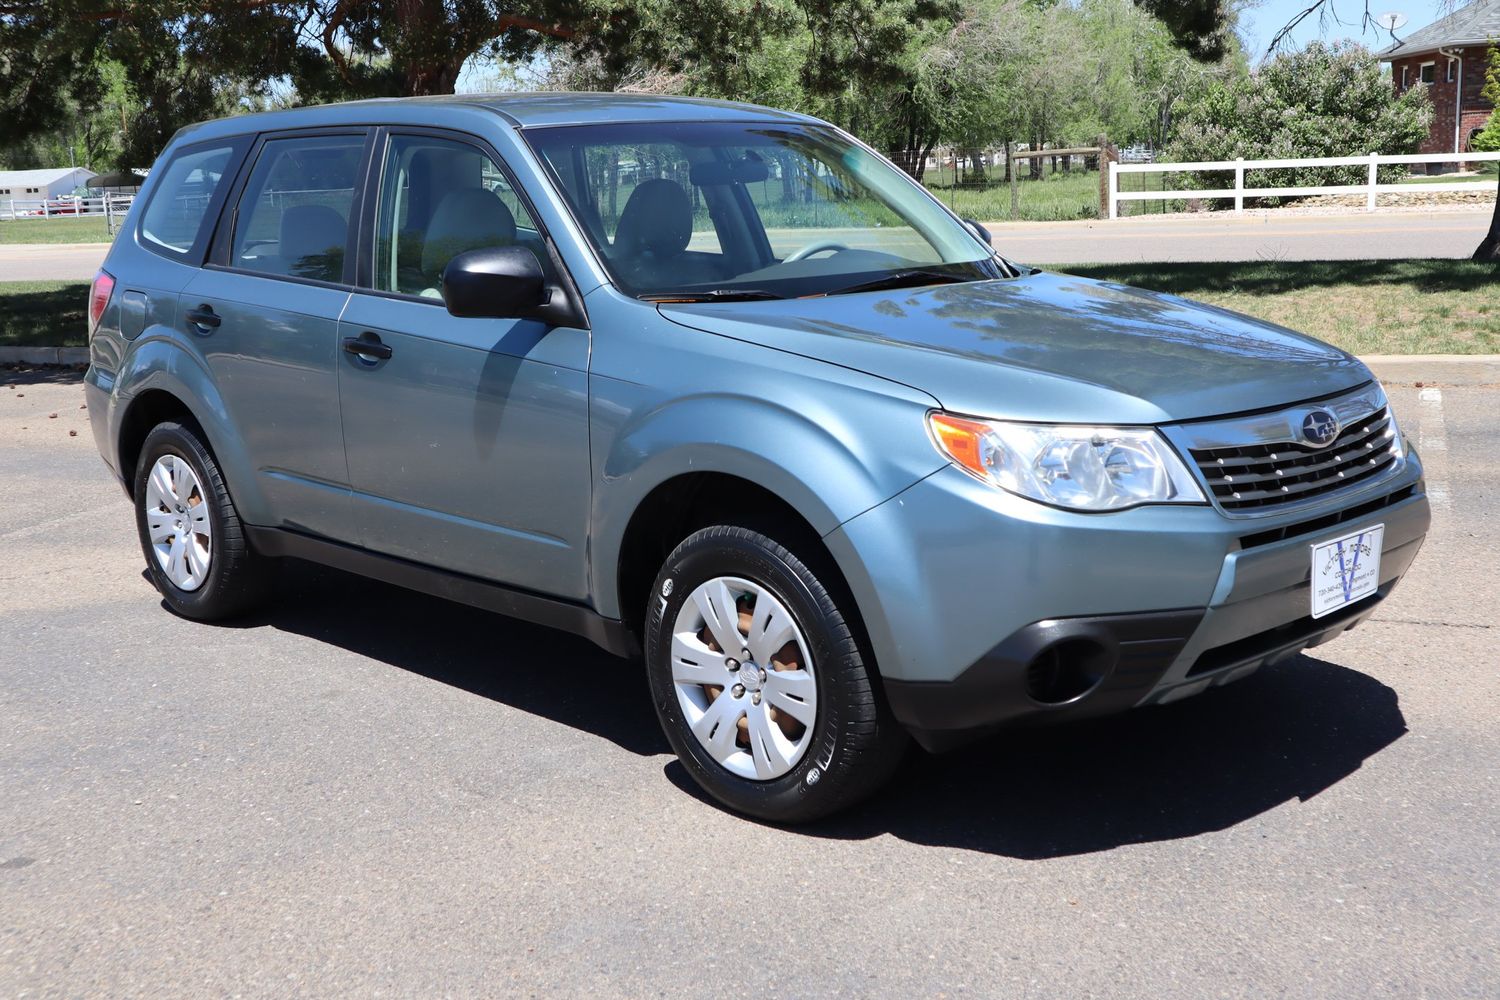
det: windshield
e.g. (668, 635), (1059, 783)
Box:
(524, 121), (1006, 300)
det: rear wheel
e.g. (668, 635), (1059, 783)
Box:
(645, 525), (906, 823)
(133, 421), (272, 621)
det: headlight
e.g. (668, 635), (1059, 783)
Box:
(928, 412), (1205, 511)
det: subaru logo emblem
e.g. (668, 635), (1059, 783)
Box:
(1301, 409), (1340, 447)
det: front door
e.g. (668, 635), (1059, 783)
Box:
(182, 129), (369, 541)
(336, 130), (591, 600)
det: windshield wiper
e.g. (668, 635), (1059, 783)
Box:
(822, 270), (971, 296)
(640, 288), (786, 303)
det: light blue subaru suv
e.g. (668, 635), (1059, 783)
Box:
(85, 94), (1430, 822)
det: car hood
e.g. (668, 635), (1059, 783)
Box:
(658, 270), (1371, 423)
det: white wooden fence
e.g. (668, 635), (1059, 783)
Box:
(1108, 151), (1500, 219)
(1, 193), (136, 226)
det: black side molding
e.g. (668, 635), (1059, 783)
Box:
(244, 526), (640, 659)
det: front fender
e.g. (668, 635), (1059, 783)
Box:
(588, 384), (946, 620)
(114, 331), (272, 523)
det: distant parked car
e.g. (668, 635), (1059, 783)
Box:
(25, 196), (90, 215)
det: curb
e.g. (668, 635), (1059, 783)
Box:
(0, 347), (89, 366)
(1360, 354), (1500, 387)
(3, 348), (1497, 385)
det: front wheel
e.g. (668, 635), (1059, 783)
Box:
(645, 525), (906, 823)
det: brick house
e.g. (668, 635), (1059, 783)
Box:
(1379, 0), (1498, 158)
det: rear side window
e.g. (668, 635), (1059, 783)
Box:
(138, 140), (246, 260)
(230, 134), (365, 284)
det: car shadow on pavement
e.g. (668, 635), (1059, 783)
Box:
(214, 562), (1406, 857)
(218, 560), (669, 757)
(760, 656), (1408, 859)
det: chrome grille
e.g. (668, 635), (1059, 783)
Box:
(1190, 407), (1399, 511)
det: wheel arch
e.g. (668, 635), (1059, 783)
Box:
(614, 471), (851, 641)
(591, 389), (942, 632)
(113, 340), (269, 519)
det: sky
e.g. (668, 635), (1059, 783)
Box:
(1239, 0), (1445, 62)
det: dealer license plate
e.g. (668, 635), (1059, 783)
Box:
(1310, 524), (1384, 619)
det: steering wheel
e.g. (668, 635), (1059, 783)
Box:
(783, 239), (850, 263)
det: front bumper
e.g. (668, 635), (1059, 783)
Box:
(825, 453), (1429, 752)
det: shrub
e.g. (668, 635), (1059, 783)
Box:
(1165, 41), (1432, 203)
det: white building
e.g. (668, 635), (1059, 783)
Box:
(0, 166), (99, 200)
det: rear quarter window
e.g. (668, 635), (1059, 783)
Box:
(138, 138), (249, 262)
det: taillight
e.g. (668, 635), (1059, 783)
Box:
(88, 269), (115, 332)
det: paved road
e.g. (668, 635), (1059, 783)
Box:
(1, 373), (1496, 998)
(0, 242), (111, 282)
(986, 209), (1495, 264)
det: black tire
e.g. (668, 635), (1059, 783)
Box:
(133, 421), (272, 621)
(645, 525), (906, 823)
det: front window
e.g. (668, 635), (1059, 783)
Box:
(1420, 62), (1436, 85)
(371, 133), (547, 299)
(525, 122), (1003, 300)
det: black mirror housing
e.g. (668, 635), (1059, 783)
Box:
(441, 246), (546, 319)
(962, 218), (993, 247)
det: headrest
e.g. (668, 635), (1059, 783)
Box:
(614, 179), (693, 258)
(279, 204), (347, 281)
(422, 187), (518, 276)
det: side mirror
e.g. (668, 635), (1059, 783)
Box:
(441, 246), (545, 319)
(963, 218), (993, 247)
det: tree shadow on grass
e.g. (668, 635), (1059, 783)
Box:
(668, 654), (1407, 859)
(1060, 259), (1500, 298)
(0, 284), (89, 349)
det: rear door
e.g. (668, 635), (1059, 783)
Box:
(180, 128), (372, 541)
(336, 128), (592, 600)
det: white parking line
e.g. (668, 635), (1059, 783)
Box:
(1417, 388), (1451, 514)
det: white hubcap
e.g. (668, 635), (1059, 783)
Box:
(671, 576), (818, 781)
(143, 454), (212, 592)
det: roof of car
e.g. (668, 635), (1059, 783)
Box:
(179, 92), (822, 140)
(442, 92), (822, 127)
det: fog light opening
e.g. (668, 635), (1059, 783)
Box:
(1025, 639), (1112, 706)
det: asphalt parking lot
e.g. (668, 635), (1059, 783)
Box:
(2, 371), (1496, 998)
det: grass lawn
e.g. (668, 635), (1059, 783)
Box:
(1059, 260), (1500, 355)
(924, 168), (1173, 222)
(1398, 162), (1498, 185)
(0, 281), (90, 347)
(0, 217), (114, 245)
(6, 262), (1494, 355)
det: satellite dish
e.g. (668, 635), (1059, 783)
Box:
(1377, 11), (1408, 31)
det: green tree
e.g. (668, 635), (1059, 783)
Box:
(2, 0), (1242, 178)
(1471, 42), (1499, 152)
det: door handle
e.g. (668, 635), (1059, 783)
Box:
(185, 304), (220, 331)
(342, 332), (393, 361)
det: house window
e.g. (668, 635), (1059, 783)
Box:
(1447, 59), (1457, 83)
(1401, 66), (1410, 89)
(1420, 62), (1436, 84)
